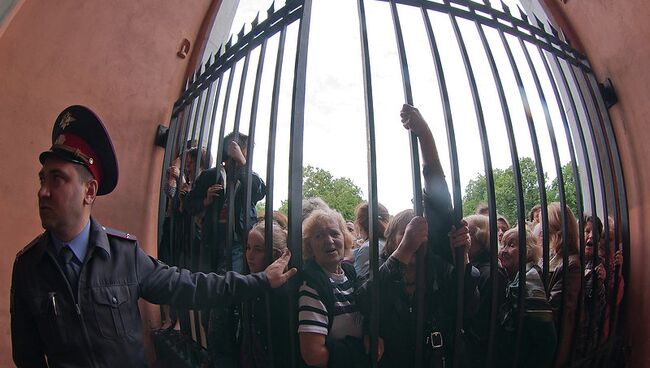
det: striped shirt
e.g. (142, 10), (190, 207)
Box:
(297, 271), (363, 340)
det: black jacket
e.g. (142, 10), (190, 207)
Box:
(359, 255), (479, 368)
(11, 218), (271, 368)
(185, 166), (265, 270)
(239, 284), (292, 368)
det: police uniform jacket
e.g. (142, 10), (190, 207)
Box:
(11, 218), (271, 368)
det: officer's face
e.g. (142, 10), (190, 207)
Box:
(308, 217), (345, 273)
(38, 158), (94, 240)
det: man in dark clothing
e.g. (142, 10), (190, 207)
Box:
(185, 132), (265, 274)
(10, 106), (296, 368)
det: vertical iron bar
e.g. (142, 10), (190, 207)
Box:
(356, 0), (380, 365)
(472, 14), (527, 367)
(264, 23), (287, 368)
(578, 68), (618, 358)
(225, 51), (251, 273)
(194, 75), (216, 180)
(387, 3), (430, 367)
(550, 56), (599, 365)
(585, 72), (629, 359)
(243, 40), (270, 366)
(178, 97), (198, 195)
(576, 67), (612, 365)
(521, 33), (586, 364)
(535, 46), (585, 299)
(212, 67), (237, 186)
(177, 97), (196, 338)
(193, 82), (217, 347)
(214, 61), (237, 272)
(288, 2), (312, 367)
(420, 7), (463, 253)
(187, 86), (208, 344)
(168, 105), (187, 270)
(445, 4), (496, 367)
(158, 114), (181, 246)
(205, 75), (224, 169)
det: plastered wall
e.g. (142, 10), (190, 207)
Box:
(0, 0), (212, 365)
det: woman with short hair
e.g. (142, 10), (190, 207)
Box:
(298, 208), (367, 368)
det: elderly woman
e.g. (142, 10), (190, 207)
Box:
(546, 202), (581, 367)
(353, 201), (390, 280)
(496, 226), (556, 367)
(298, 208), (367, 368)
(240, 220), (291, 368)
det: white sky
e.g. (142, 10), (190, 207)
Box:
(198, 0), (575, 216)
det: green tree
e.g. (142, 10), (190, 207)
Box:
(279, 165), (363, 220)
(462, 157), (549, 225)
(548, 162), (578, 217)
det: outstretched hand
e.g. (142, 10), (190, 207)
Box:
(264, 249), (298, 288)
(400, 104), (429, 137)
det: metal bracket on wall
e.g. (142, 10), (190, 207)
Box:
(599, 78), (618, 109)
(155, 124), (169, 148)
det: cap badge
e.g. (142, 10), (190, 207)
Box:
(54, 134), (66, 145)
(59, 112), (75, 130)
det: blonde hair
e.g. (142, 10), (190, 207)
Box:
(501, 226), (541, 264)
(249, 220), (288, 255)
(302, 209), (353, 261)
(547, 202), (579, 256)
(381, 209), (415, 259)
(465, 214), (490, 252)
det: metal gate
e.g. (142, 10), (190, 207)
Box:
(156, 0), (628, 366)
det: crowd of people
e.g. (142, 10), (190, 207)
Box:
(16, 103), (624, 367)
(154, 104), (625, 368)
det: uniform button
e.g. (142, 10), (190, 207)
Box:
(112, 296), (118, 304)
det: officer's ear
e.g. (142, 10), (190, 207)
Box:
(84, 178), (98, 205)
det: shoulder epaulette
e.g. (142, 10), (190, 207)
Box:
(16, 233), (45, 258)
(102, 226), (138, 241)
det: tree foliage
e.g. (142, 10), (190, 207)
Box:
(279, 165), (363, 221)
(462, 158), (577, 224)
(548, 162), (578, 217)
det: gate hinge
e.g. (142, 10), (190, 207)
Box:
(598, 78), (618, 109)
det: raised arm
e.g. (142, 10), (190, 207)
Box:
(400, 104), (454, 260)
(400, 104), (444, 176)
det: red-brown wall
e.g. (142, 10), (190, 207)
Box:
(0, 0), (213, 365)
(542, 0), (650, 366)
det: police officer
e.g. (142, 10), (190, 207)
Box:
(10, 105), (297, 367)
